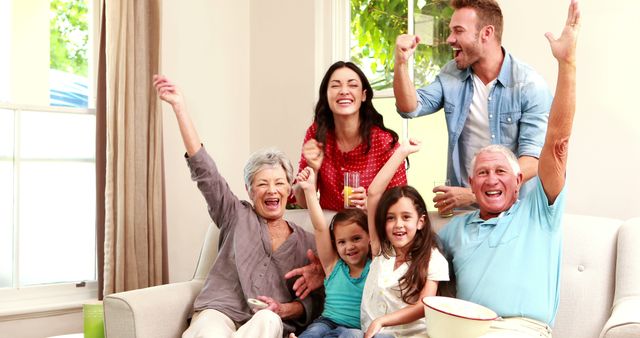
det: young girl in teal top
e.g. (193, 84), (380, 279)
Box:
(291, 167), (371, 338)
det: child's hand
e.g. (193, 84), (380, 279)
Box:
(302, 139), (324, 172)
(364, 318), (384, 338)
(296, 167), (316, 192)
(399, 138), (421, 156)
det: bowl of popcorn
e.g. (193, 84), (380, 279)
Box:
(423, 296), (498, 338)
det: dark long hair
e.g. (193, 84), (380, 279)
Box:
(329, 208), (370, 257)
(313, 61), (398, 153)
(374, 185), (442, 304)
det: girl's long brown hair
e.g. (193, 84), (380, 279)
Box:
(374, 185), (442, 304)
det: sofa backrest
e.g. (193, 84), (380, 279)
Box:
(192, 209), (623, 338)
(554, 214), (622, 338)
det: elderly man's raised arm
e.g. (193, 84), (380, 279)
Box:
(538, 0), (580, 204)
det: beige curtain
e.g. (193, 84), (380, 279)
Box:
(102, 0), (167, 295)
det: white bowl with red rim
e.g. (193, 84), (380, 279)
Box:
(423, 296), (498, 338)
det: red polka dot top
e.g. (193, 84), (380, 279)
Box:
(294, 123), (407, 211)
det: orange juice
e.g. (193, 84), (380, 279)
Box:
(343, 186), (354, 208)
(343, 172), (360, 208)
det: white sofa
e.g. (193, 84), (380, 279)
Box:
(104, 210), (640, 338)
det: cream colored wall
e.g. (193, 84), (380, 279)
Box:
(374, 97), (449, 212)
(10, 0), (49, 105)
(249, 1), (320, 164)
(162, 0), (251, 282)
(499, 0), (640, 220)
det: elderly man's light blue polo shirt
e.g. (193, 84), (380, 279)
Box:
(438, 178), (565, 326)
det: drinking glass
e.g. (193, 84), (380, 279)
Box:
(343, 172), (360, 208)
(434, 179), (454, 217)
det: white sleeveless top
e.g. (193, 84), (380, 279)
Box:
(360, 248), (449, 336)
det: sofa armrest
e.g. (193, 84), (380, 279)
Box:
(601, 218), (640, 338)
(103, 280), (203, 338)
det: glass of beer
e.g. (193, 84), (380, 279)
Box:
(434, 179), (454, 217)
(343, 172), (360, 208)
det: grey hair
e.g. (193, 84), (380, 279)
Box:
(243, 147), (294, 192)
(470, 144), (521, 177)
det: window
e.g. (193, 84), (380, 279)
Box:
(350, 0), (452, 92)
(0, 0), (98, 313)
(342, 0), (453, 206)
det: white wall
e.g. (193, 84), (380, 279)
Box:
(249, 0), (341, 166)
(250, 1), (317, 163)
(499, 0), (640, 220)
(162, 0), (251, 282)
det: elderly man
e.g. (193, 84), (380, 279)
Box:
(394, 0), (553, 215)
(437, 1), (580, 336)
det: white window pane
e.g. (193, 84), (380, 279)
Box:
(0, 162), (13, 288)
(0, 109), (14, 158)
(20, 111), (95, 160)
(19, 161), (95, 285)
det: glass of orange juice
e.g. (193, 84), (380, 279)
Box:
(343, 172), (360, 208)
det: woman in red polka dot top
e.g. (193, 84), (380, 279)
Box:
(291, 61), (407, 211)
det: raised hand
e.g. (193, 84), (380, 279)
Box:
(153, 74), (184, 110)
(302, 139), (324, 172)
(296, 167), (316, 192)
(544, 0), (580, 64)
(395, 34), (421, 65)
(399, 138), (422, 156)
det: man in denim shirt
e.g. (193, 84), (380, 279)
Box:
(393, 0), (552, 215)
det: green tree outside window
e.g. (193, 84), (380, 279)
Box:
(50, 0), (89, 77)
(351, 0), (453, 91)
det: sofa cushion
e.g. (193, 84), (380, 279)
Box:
(553, 214), (622, 338)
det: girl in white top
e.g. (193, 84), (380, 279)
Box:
(361, 139), (449, 338)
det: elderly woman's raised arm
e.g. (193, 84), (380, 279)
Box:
(154, 74), (242, 228)
(153, 74), (202, 156)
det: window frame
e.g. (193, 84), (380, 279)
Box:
(0, 0), (100, 318)
(0, 103), (97, 317)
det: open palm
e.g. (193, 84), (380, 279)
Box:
(545, 0), (580, 64)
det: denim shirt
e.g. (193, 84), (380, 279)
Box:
(399, 49), (552, 196)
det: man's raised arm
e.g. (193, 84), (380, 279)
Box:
(393, 34), (421, 113)
(538, 0), (580, 204)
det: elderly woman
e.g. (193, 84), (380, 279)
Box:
(154, 75), (322, 338)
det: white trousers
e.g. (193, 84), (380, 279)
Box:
(481, 317), (553, 338)
(182, 309), (283, 338)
